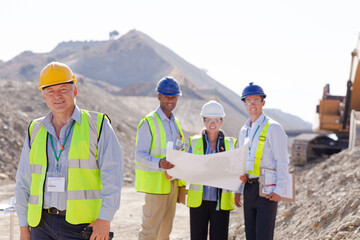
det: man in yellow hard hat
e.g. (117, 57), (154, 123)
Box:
(15, 62), (123, 239)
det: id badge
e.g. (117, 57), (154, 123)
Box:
(246, 160), (255, 171)
(46, 172), (66, 192)
(175, 138), (184, 151)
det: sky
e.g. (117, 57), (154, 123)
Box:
(1, 0), (360, 124)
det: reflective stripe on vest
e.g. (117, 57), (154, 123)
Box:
(247, 120), (270, 176)
(135, 111), (185, 194)
(187, 136), (235, 210)
(27, 110), (106, 227)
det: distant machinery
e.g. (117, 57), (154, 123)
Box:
(292, 37), (360, 165)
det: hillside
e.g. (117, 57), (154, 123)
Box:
(0, 29), (311, 132)
(0, 29), (312, 180)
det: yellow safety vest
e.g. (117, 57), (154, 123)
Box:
(186, 135), (236, 210)
(247, 120), (270, 176)
(135, 111), (185, 194)
(27, 109), (107, 227)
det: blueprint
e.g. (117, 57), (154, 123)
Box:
(167, 143), (248, 191)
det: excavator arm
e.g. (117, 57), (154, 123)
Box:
(292, 36), (360, 165)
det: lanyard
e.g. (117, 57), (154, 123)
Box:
(50, 120), (75, 169)
(246, 116), (266, 158)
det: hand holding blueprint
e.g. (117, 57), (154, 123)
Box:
(166, 143), (248, 191)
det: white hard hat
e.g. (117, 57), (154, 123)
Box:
(200, 100), (225, 118)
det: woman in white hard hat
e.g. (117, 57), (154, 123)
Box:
(186, 100), (237, 240)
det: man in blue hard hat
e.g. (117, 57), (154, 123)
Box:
(235, 83), (289, 240)
(135, 76), (186, 240)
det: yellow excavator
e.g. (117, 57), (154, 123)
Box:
(292, 39), (360, 165)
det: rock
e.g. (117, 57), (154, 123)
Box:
(0, 173), (9, 180)
(333, 231), (347, 240)
(337, 223), (349, 232)
(350, 199), (360, 209)
(123, 177), (133, 183)
(282, 211), (293, 219)
(351, 217), (360, 227)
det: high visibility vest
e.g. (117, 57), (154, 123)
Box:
(27, 109), (107, 227)
(186, 135), (236, 210)
(135, 111), (185, 194)
(247, 120), (270, 176)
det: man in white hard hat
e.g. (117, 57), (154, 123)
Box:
(15, 62), (123, 239)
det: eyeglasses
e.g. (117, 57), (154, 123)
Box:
(203, 118), (222, 124)
(244, 99), (263, 105)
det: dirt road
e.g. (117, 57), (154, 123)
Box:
(0, 181), (243, 240)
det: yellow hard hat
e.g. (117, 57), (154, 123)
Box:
(39, 62), (77, 90)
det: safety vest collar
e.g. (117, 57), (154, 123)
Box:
(190, 133), (236, 154)
(155, 105), (176, 123)
(245, 113), (266, 129)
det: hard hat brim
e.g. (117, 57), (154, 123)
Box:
(241, 94), (266, 101)
(39, 80), (77, 90)
(158, 91), (182, 97)
(200, 113), (225, 118)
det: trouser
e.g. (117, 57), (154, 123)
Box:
(244, 182), (278, 240)
(31, 209), (88, 239)
(189, 200), (230, 240)
(139, 180), (178, 240)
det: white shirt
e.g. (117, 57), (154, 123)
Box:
(238, 113), (289, 196)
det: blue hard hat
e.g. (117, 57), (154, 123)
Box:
(241, 82), (266, 101)
(156, 76), (182, 96)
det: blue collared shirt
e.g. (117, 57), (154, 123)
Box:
(135, 106), (182, 169)
(15, 106), (123, 227)
(188, 132), (219, 202)
(238, 113), (289, 196)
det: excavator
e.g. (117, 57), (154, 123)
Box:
(291, 38), (360, 165)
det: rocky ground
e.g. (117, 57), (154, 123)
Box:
(1, 147), (360, 239)
(230, 147), (360, 240)
(0, 181), (241, 240)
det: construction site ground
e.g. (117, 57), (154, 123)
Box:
(1, 146), (360, 239)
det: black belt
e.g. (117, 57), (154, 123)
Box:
(45, 207), (66, 216)
(247, 178), (259, 184)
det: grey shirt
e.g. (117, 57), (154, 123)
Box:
(15, 106), (123, 226)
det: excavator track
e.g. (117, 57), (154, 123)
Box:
(291, 133), (348, 166)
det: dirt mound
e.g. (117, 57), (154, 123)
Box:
(230, 147), (360, 240)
